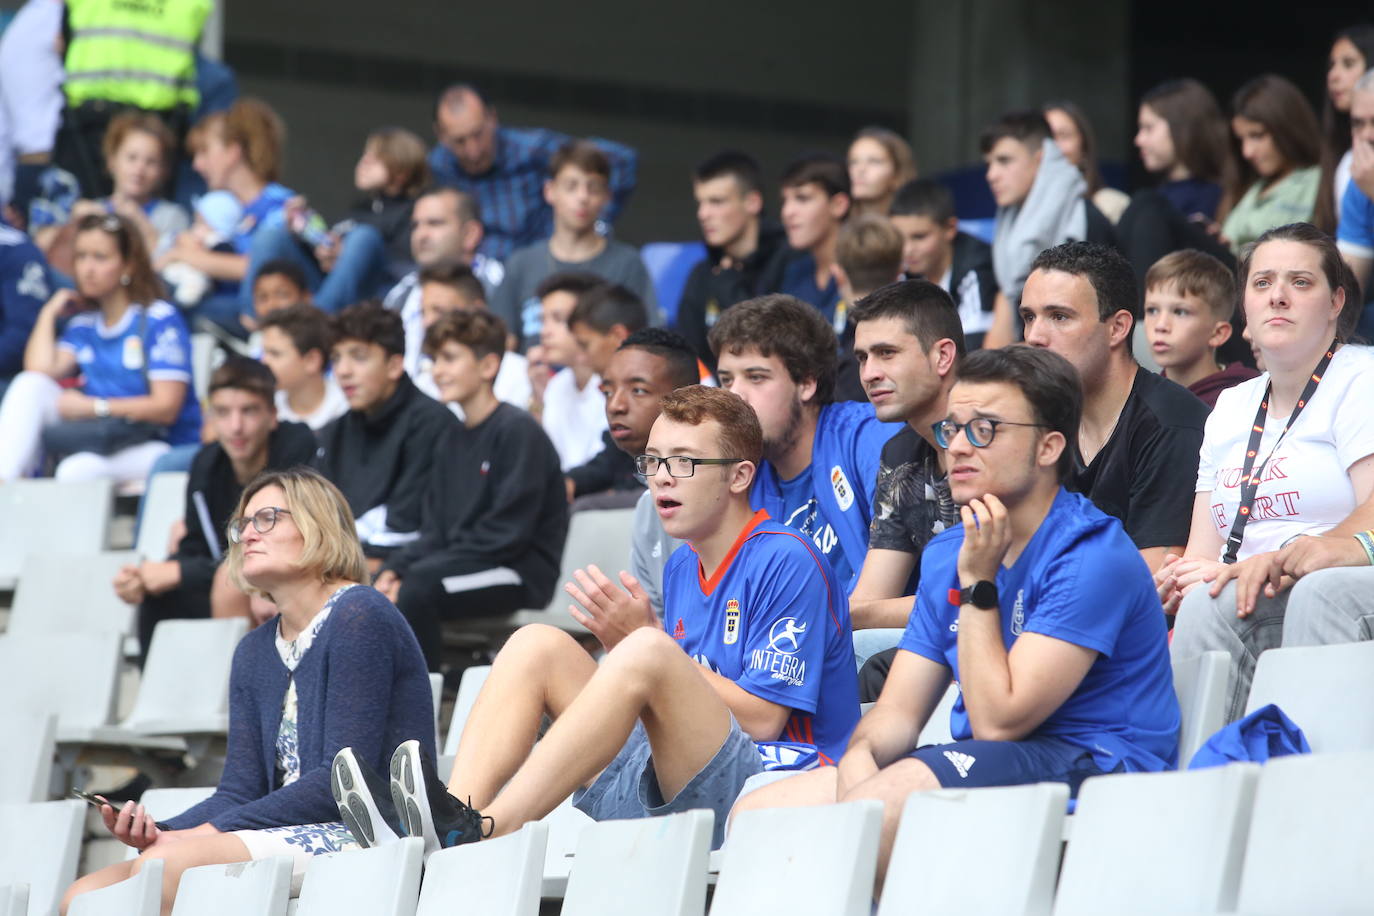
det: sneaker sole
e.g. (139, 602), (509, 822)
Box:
(331, 750), (399, 849)
(390, 741), (440, 856)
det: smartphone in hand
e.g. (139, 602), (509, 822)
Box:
(71, 788), (111, 809)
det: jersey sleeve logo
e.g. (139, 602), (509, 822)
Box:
(830, 465), (854, 511)
(768, 617), (807, 654)
(18, 262), (49, 300)
(752, 617), (808, 687)
(723, 598), (740, 645)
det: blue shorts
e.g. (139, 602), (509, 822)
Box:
(573, 717), (764, 849)
(909, 735), (1106, 798)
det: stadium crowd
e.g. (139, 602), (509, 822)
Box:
(2, 4), (1374, 909)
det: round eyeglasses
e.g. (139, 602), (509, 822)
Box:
(634, 455), (745, 478)
(932, 418), (1047, 449)
(227, 506), (293, 544)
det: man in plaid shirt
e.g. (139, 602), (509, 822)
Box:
(427, 84), (639, 262)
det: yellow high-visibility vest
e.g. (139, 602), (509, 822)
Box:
(63, 0), (212, 111)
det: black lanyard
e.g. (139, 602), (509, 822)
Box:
(1222, 339), (1337, 564)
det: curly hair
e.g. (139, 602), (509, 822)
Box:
(707, 294), (838, 404)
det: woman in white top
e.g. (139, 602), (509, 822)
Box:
(1165, 222), (1374, 721)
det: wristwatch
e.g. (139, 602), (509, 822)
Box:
(959, 580), (999, 610)
(92, 397), (111, 418)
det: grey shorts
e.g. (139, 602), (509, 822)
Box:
(573, 716), (763, 849)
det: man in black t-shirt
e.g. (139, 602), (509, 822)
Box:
(1020, 241), (1206, 572)
(848, 281), (965, 676)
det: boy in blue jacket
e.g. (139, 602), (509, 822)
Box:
(710, 293), (899, 593)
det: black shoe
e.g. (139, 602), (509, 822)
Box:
(389, 739), (493, 855)
(331, 747), (403, 848)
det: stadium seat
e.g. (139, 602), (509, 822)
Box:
(0, 800), (84, 916)
(124, 788), (217, 861)
(539, 794), (595, 897)
(711, 800), (882, 916)
(878, 782), (1068, 916)
(429, 672), (443, 749)
(134, 471), (189, 563)
(640, 241), (706, 327)
(416, 822), (546, 916)
(1172, 650), (1229, 767)
(115, 618), (247, 738)
(915, 682), (958, 747)
(0, 712), (55, 804)
(1244, 641), (1374, 753)
(7, 551), (140, 638)
(562, 810), (713, 916)
(1233, 750), (1374, 914)
(0, 479), (113, 589)
(67, 858), (162, 916)
(0, 885), (28, 916)
(441, 665), (491, 756)
(0, 631), (123, 740)
(1053, 764), (1259, 915)
(295, 837), (424, 916)
(170, 856), (292, 916)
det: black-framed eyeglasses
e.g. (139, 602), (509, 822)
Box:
(227, 507), (292, 544)
(634, 455), (745, 479)
(932, 418), (1048, 449)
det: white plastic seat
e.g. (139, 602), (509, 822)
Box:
(441, 665), (491, 756)
(417, 822), (546, 916)
(0, 885), (28, 916)
(7, 551), (140, 638)
(915, 682), (958, 747)
(1053, 764), (1259, 915)
(124, 788), (217, 861)
(135, 471), (188, 562)
(0, 479), (113, 589)
(562, 810), (713, 916)
(0, 800), (85, 916)
(429, 672), (443, 748)
(1244, 640), (1374, 753)
(295, 837), (424, 916)
(711, 800), (882, 916)
(171, 856), (292, 916)
(114, 618), (247, 738)
(1233, 750), (1374, 914)
(0, 632), (123, 740)
(0, 712), (55, 803)
(68, 858), (162, 916)
(539, 794), (595, 897)
(879, 782), (1068, 916)
(1172, 650), (1229, 766)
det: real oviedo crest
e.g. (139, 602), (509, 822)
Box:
(724, 598), (741, 645)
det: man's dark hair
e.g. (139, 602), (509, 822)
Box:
(979, 110), (1051, 155)
(836, 216), (903, 297)
(780, 152), (851, 198)
(417, 186), (481, 225)
(535, 270), (606, 302)
(259, 303), (335, 363)
(419, 259), (485, 304)
(890, 178), (956, 224)
(957, 345), (1081, 483)
(1030, 241), (1139, 323)
(254, 258), (309, 294)
(548, 139), (610, 181)
(209, 354), (276, 404)
(423, 308), (508, 362)
(694, 149), (763, 196)
(618, 327), (700, 389)
(569, 283), (648, 334)
(332, 301), (406, 358)
(708, 294), (838, 405)
(851, 280), (966, 363)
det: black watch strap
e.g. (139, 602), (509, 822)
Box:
(959, 580), (999, 610)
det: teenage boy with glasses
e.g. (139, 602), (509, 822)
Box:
(329, 385), (859, 852)
(733, 345), (1178, 894)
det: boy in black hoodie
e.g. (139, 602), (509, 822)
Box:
(313, 302), (457, 567)
(375, 309), (568, 670)
(112, 357), (317, 661)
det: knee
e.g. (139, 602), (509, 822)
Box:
(498, 622), (580, 666)
(55, 451), (104, 481)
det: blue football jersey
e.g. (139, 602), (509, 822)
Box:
(662, 510), (860, 763)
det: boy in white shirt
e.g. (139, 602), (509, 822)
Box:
(535, 271), (610, 469)
(257, 303), (348, 431)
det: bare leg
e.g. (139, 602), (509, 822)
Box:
(727, 765), (839, 831)
(841, 758), (941, 894)
(63, 833), (251, 916)
(448, 624), (599, 808)
(481, 627), (734, 836)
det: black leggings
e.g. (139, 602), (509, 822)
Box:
(395, 556), (537, 671)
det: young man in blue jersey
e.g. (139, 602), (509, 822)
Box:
(734, 345), (1179, 890)
(331, 386), (860, 851)
(710, 293), (899, 595)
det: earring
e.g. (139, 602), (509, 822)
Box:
(120, 275), (131, 286)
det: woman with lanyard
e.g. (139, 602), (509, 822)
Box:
(1162, 222), (1374, 723)
(62, 466), (435, 909)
